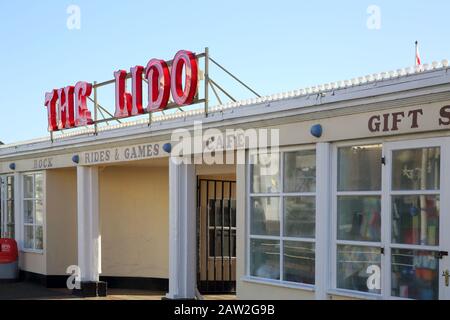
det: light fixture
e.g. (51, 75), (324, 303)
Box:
(72, 155), (80, 164)
(310, 124), (323, 138)
(163, 143), (172, 154)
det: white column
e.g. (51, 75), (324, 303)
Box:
(315, 143), (331, 300)
(77, 166), (101, 282)
(13, 173), (22, 248)
(166, 158), (197, 299)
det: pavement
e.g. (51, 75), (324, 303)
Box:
(0, 281), (235, 300)
(0, 282), (74, 300)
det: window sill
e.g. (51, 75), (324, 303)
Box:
(327, 289), (382, 300)
(21, 249), (44, 255)
(241, 276), (315, 292)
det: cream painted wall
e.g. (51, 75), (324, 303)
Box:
(45, 168), (77, 275)
(99, 165), (169, 279)
(238, 281), (315, 300)
(19, 252), (46, 275)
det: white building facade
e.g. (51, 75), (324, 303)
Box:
(1, 63), (450, 300)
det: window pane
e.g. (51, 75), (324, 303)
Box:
(283, 241), (315, 284)
(250, 239), (280, 280)
(35, 173), (44, 199)
(284, 197), (315, 238)
(391, 249), (438, 300)
(35, 226), (43, 250)
(392, 195), (439, 246)
(24, 200), (34, 224)
(7, 176), (14, 199)
(284, 150), (316, 193)
(250, 154), (280, 193)
(24, 225), (34, 249)
(23, 175), (34, 198)
(338, 145), (382, 191)
(209, 229), (236, 257)
(250, 197), (280, 236)
(337, 196), (381, 242)
(7, 200), (14, 223)
(35, 200), (44, 225)
(337, 245), (381, 294)
(392, 147), (440, 191)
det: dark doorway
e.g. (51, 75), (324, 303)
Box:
(197, 179), (236, 294)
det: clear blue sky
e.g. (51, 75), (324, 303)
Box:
(1, 0), (449, 143)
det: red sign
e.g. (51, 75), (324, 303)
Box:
(44, 50), (199, 132)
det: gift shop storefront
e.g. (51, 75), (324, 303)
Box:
(1, 49), (450, 300)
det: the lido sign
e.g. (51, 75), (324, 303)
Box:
(44, 50), (199, 132)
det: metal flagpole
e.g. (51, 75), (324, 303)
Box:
(415, 41), (419, 66)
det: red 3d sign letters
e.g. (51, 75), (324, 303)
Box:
(131, 66), (145, 116)
(45, 50), (199, 132)
(45, 82), (93, 131)
(114, 66), (146, 118)
(146, 59), (170, 112)
(57, 86), (75, 129)
(114, 70), (133, 118)
(74, 81), (94, 127)
(171, 50), (198, 106)
(44, 90), (58, 131)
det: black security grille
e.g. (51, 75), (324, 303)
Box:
(197, 179), (236, 294)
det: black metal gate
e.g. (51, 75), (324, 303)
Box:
(197, 179), (236, 294)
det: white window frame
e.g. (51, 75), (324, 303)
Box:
(22, 171), (45, 253)
(383, 137), (449, 300)
(245, 145), (317, 290)
(330, 137), (450, 300)
(330, 140), (385, 299)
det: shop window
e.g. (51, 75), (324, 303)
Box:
(338, 145), (382, 191)
(23, 173), (44, 251)
(334, 142), (443, 299)
(391, 249), (438, 300)
(335, 145), (382, 294)
(0, 175), (15, 239)
(249, 149), (316, 286)
(336, 245), (381, 292)
(391, 147), (440, 191)
(390, 146), (441, 300)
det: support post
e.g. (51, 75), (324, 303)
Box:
(204, 47), (209, 117)
(315, 142), (331, 300)
(94, 81), (98, 135)
(13, 172), (22, 249)
(75, 166), (106, 297)
(166, 158), (197, 299)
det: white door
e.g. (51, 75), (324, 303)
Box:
(384, 138), (450, 300)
